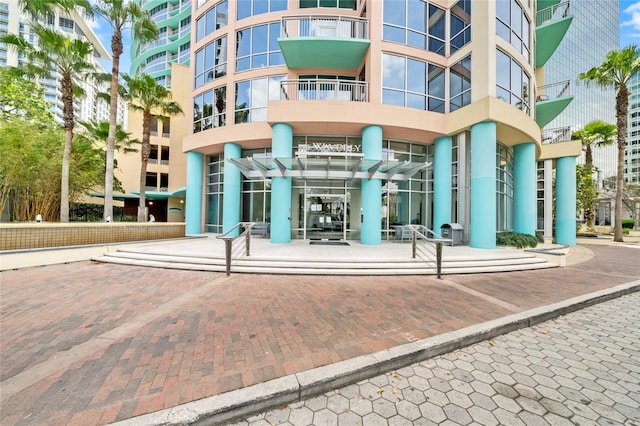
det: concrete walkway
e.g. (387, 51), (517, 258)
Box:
(0, 238), (638, 425)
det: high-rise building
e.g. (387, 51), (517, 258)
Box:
(110, 0), (194, 221)
(130, 0), (193, 87)
(0, 0), (125, 125)
(543, 0), (619, 182)
(175, 0), (581, 248)
(627, 71), (640, 184)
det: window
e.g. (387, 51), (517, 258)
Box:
(193, 85), (226, 133)
(450, 55), (471, 112)
(382, 53), (445, 113)
(496, 0), (530, 60)
(235, 75), (285, 123)
(206, 154), (223, 233)
(58, 17), (74, 32)
(496, 49), (530, 114)
(196, 0), (228, 42)
(145, 172), (158, 191)
(450, 0), (471, 54)
(237, 0), (287, 20)
(383, 0), (446, 56)
(496, 142), (514, 232)
(235, 23), (284, 72)
(299, 0), (356, 9)
(194, 36), (227, 89)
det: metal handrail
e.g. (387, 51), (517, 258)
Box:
(409, 225), (451, 279)
(216, 222), (255, 276)
(280, 79), (368, 102)
(537, 80), (571, 102)
(542, 126), (572, 144)
(536, 0), (571, 27)
(281, 15), (368, 39)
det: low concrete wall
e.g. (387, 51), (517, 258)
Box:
(0, 222), (186, 251)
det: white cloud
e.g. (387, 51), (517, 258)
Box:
(622, 2), (640, 29)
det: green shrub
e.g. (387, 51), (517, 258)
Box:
(496, 232), (540, 248)
(622, 219), (634, 230)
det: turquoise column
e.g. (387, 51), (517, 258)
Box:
(555, 156), (577, 245)
(185, 151), (203, 234)
(470, 122), (497, 249)
(513, 142), (536, 236)
(270, 123), (293, 243)
(361, 125), (382, 245)
(433, 136), (452, 236)
(222, 143), (241, 236)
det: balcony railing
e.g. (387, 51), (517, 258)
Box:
(536, 0), (571, 27)
(542, 126), (571, 144)
(537, 80), (571, 102)
(280, 79), (368, 102)
(281, 15), (368, 39)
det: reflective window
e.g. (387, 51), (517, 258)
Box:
(235, 75), (286, 123)
(237, 0), (287, 20)
(236, 23), (284, 72)
(496, 0), (530, 60)
(205, 154), (223, 233)
(196, 0), (228, 42)
(299, 0), (356, 9)
(496, 142), (514, 232)
(496, 49), (530, 114)
(382, 53), (445, 113)
(193, 86), (226, 133)
(450, 55), (471, 112)
(450, 0), (471, 54)
(194, 36), (227, 89)
(383, 0), (446, 56)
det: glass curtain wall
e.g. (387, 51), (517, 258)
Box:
(381, 140), (432, 239)
(206, 154), (224, 232)
(496, 142), (514, 232)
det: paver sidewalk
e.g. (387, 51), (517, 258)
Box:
(0, 244), (638, 425)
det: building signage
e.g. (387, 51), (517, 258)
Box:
(298, 143), (362, 154)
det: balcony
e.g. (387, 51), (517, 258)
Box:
(535, 80), (573, 128)
(280, 79), (368, 102)
(278, 15), (370, 70)
(536, 1), (573, 67)
(541, 126), (571, 144)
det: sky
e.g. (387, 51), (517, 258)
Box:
(90, 1), (636, 76)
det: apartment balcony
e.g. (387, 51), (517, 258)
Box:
(278, 15), (370, 70)
(536, 0), (573, 67)
(280, 79), (368, 102)
(535, 80), (573, 127)
(541, 126), (571, 144)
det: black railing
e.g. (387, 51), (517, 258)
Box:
(216, 222), (255, 276)
(409, 225), (451, 279)
(542, 126), (572, 144)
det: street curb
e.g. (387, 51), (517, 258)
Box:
(110, 280), (640, 426)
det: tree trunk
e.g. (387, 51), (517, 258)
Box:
(60, 73), (74, 223)
(614, 84), (629, 242)
(104, 28), (123, 221)
(138, 110), (152, 222)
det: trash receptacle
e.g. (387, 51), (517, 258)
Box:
(440, 223), (463, 246)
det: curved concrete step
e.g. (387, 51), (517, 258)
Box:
(92, 248), (556, 275)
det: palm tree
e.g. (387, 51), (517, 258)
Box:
(121, 74), (182, 222)
(571, 120), (617, 228)
(579, 45), (640, 242)
(92, 0), (158, 222)
(18, 0), (91, 19)
(572, 120), (617, 168)
(2, 27), (96, 222)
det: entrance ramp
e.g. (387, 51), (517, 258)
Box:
(92, 235), (557, 275)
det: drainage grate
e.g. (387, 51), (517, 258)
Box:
(309, 241), (350, 246)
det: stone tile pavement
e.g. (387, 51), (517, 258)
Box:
(0, 243), (639, 425)
(234, 291), (640, 425)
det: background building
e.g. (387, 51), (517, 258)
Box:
(543, 0), (619, 184)
(1, 0), (127, 126)
(627, 71), (640, 184)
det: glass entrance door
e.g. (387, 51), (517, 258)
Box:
(305, 193), (347, 240)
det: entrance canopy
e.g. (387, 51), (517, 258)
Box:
(229, 154), (431, 181)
